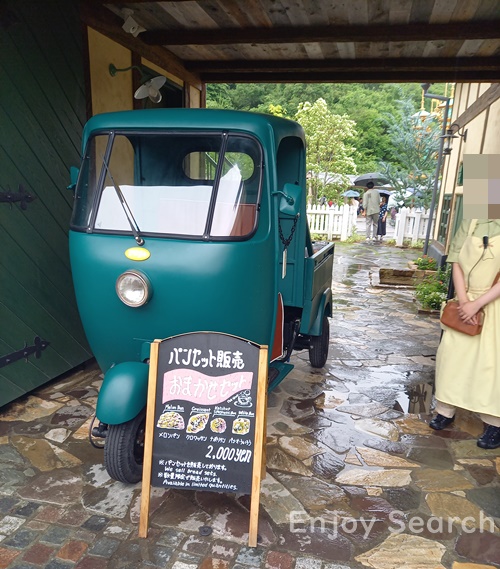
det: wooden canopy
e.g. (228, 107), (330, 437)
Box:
(83, 0), (500, 84)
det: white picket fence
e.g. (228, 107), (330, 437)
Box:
(393, 207), (435, 246)
(306, 204), (434, 245)
(306, 204), (357, 241)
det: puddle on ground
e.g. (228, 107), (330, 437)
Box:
(346, 263), (369, 276)
(324, 377), (434, 416)
(393, 381), (434, 414)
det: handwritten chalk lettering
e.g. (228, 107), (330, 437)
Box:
(163, 404), (184, 412)
(227, 437), (252, 446)
(158, 468), (237, 491)
(158, 432), (181, 439)
(210, 436), (226, 443)
(205, 445), (253, 463)
(162, 370), (253, 405)
(149, 333), (261, 497)
(191, 406), (211, 414)
(168, 348), (246, 370)
(213, 406), (236, 417)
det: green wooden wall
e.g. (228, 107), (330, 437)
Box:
(0, 0), (92, 406)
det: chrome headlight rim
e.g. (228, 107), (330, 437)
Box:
(115, 270), (152, 308)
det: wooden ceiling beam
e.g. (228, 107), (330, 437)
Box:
(200, 69), (500, 83)
(86, 0), (193, 3)
(140, 21), (500, 46)
(185, 57), (500, 74)
(453, 84), (500, 129)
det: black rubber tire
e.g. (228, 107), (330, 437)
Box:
(308, 314), (330, 368)
(104, 408), (146, 484)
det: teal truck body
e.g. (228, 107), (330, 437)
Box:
(69, 109), (334, 482)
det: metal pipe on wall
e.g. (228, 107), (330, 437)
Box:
(423, 90), (451, 255)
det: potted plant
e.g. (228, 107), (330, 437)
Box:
(414, 267), (450, 314)
(409, 254), (438, 271)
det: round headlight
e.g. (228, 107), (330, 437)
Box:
(116, 271), (152, 307)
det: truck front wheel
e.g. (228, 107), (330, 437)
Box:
(309, 315), (330, 368)
(104, 409), (146, 484)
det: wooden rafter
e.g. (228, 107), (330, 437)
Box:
(186, 57), (500, 83)
(80, 1), (500, 84)
(140, 21), (500, 46)
(185, 57), (500, 73)
(452, 83), (500, 128)
(199, 69), (500, 84)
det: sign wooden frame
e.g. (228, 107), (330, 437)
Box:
(139, 334), (268, 547)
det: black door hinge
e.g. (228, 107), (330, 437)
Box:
(0, 337), (50, 369)
(0, 184), (36, 210)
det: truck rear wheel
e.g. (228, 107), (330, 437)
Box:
(104, 409), (146, 484)
(309, 315), (329, 368)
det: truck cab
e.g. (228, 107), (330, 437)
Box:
(69, 109), (334, 483)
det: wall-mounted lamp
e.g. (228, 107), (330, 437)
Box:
(109, 63), (166, 104)
(122, 15), (145, 37)
(441, 125), (468, 155)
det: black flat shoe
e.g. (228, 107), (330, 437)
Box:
(477, 425), (500, 449)
(429, 414), (455, 431)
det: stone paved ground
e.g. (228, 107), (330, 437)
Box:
(0, 241), (499, 569)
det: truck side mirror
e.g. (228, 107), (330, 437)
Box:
(275, 183), (302, 217)
(67, 166), (80, 191)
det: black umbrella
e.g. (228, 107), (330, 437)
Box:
(353, 172), (389, 187)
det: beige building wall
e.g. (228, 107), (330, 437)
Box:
(482, 97), (500, 154)
(88, 28), (133, 115)
(435, 82), (499, 254)
(87, 29), (203, 114)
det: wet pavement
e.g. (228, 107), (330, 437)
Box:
(1, 241), (500, 569)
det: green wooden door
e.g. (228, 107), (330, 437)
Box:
(0, 0), (92, 406)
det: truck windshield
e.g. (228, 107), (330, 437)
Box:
(71, 132), (262, 239)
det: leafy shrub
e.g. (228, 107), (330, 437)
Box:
(345, 226), (365, 243)
(413, 255), (437, 270)
(414, 266), (450, 310)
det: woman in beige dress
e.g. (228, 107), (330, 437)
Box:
(430, 219), (500, 449)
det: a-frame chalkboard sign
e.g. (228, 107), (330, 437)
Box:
(139, 332), (268, 547)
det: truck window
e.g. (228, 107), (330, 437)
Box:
(71, 132), (262, 240)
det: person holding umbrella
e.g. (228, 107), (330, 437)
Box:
(362, 181), (380, 242)
(376, 195), (388, 242)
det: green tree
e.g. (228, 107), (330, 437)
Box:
(205, 84), (232, 109)
(379, 98), (440, 209)
(267, 103), (287, 117)
(205, 82), (449, 182)
(294, 98), (357, 204)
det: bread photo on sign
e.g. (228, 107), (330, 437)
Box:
(210, 417), (227, 433)
(186, 413), (210, 433)
(157, 411), (185, 430)
(232, 417), (250, 435)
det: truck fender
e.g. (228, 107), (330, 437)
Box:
(96, 362), (149, 425)
(308, 288), (332, 336)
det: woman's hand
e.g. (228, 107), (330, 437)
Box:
(458, 300), (481, 324)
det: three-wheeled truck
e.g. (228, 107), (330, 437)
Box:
(69, 109), (334, 483)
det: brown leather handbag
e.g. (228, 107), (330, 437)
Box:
(440, 300), (484, 336)
(441, 272), (499, 336)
